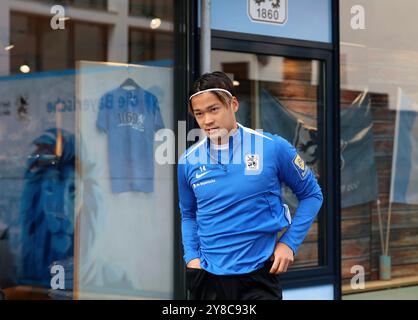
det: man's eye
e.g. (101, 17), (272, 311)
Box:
(195, 113), (202, 117)
(211, 107), (219, 112)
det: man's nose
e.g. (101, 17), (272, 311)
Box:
(203, 113), (214, 125)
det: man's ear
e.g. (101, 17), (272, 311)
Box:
(232, 97), (239, 113)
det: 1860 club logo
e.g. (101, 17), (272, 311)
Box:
(248, 0), (288, 25)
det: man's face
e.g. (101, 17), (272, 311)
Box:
(190, 92), (239, 143)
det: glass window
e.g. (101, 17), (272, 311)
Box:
(340, 0), (418, 295)
(212, 50), (325, 270)
(129, 28), (173, 65)
(129, 0), (174, 22)
(10, 12), (107, 74)
(0, 1), (175, 300)
(30, 0), (107, 10)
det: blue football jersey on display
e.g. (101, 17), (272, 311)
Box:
(20, 128), (75, 286)
(178, 124), (323, 275)
(97, 86), (165, 193)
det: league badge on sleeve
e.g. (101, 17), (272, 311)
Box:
(293, 154), (308, 180)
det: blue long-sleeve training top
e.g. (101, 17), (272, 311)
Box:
(177, 123), (323, 275)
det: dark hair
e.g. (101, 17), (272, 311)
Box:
(188, 71), (236, 113)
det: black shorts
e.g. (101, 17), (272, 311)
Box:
(186, 260), (282, 300)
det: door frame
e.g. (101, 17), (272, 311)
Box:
(210, 29), (341, 296)
(174, 0), (341, 300)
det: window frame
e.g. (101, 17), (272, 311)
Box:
(211, 30), (339, 290)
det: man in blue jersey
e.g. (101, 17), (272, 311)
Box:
(178, 71), (323, 300)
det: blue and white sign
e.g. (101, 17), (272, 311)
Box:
(248, 0), (287, 25)
(208, 0), (332, 43)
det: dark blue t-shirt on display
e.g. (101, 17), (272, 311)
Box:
(97, 86), (165, 193)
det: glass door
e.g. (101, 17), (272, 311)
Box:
(211, 47), (335, 285)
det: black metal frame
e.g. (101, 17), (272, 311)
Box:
(211, 31), (339, 291)
(173, 0), (199, 300)
(173, 0), (341, 299)
(331, 0), (342, 301)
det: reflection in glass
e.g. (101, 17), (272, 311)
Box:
(129, 28), (173, 66)
(340, 0), (418, 289)
(19, 128), (74, 292)
(129, 0), (174, 22)
(10, 12), (107, 75)
(76, 62), (174, 299)
(30, 0), (107, 10)
(1, 0), (175, 299)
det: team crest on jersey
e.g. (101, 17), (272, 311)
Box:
(293, 154), (308, 180)
(245, 154), (260, 171)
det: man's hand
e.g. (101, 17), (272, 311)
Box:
(269, 242), (294, 274)
(186, 258), (201, 269)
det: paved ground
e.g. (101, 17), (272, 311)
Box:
(343, 285), (418, 300)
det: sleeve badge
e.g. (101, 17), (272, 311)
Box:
(293, 154), (308, 180)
